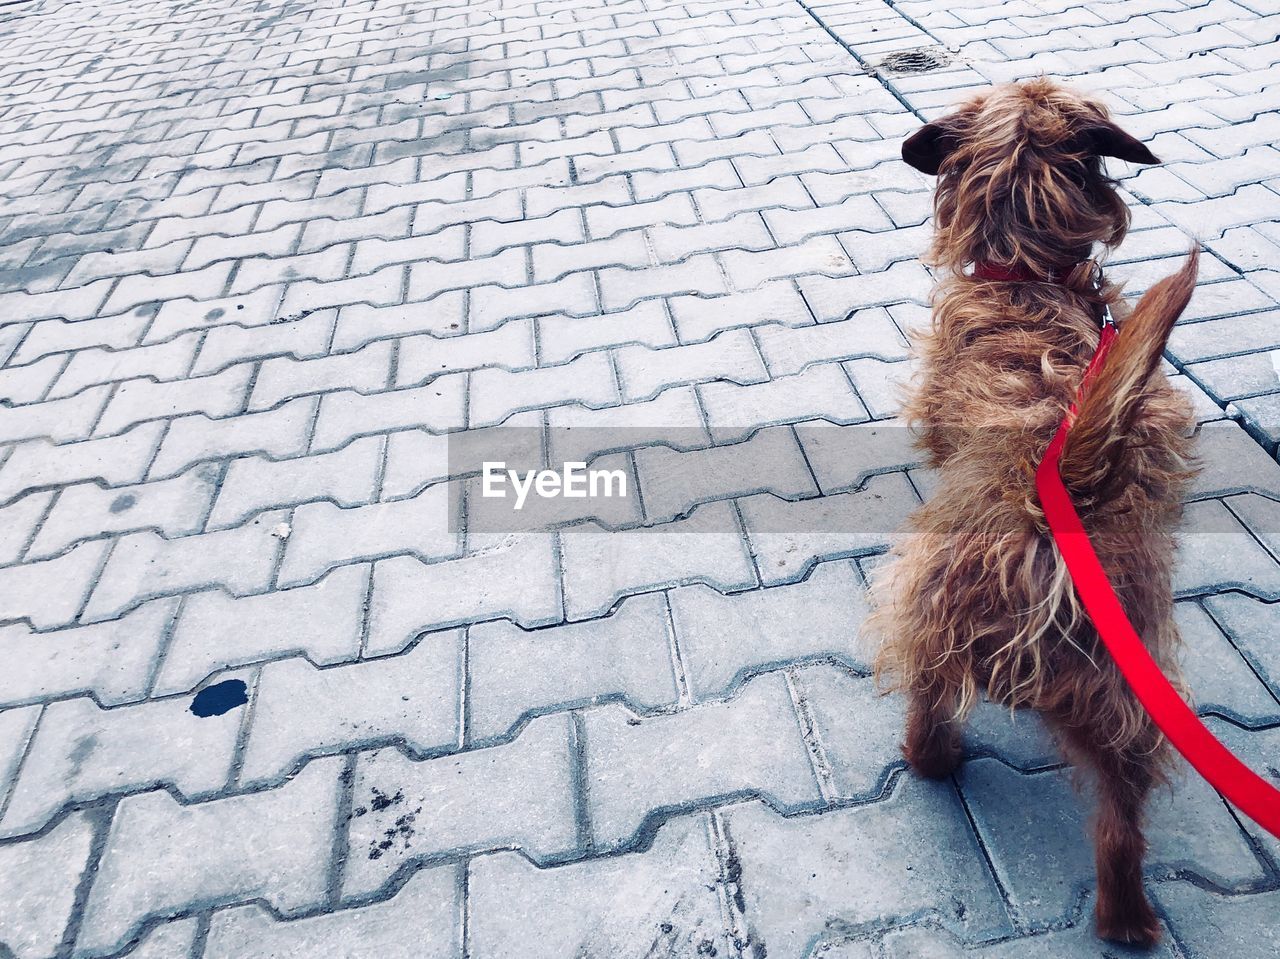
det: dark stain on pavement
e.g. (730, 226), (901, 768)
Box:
(190, 679), (248, 717)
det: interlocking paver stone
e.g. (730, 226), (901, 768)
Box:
(205, 865), (460, 957)
(3, 0), (1280, 948)
(240, 637), (461, 786)
(468, 814), (730, 958)
(343, 713), (578, 897)
(0, 811), (96, 959)
(78, 757), (344, 955)
(0, 675), (247, 836)
(722, 777), (1013, 952)
(82, 514), (287, 623)
(959, 758), (1266, 927)
(0, 599), (177, 708)
(669, 559), (870, 698)
(585, 671), (820, 848)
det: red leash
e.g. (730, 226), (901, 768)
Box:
(1037, 315), (1280, 838)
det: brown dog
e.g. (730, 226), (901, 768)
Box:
(870, 79), (1199, 947)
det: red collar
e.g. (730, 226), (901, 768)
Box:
(973, 261), (1078, 284)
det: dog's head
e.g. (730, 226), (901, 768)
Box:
(901, 79), (1158, 274)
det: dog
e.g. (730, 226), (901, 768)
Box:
(869, 78), (1199, 947)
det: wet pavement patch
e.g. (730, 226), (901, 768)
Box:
(190, 679), (248, 717)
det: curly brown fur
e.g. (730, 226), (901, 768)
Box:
(870, 79), (1199, 948)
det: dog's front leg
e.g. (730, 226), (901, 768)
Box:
(902, 685), (965, 780)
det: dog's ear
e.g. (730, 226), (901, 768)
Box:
(1078, 121), (1160, 165)
(902, 119), (962, 176)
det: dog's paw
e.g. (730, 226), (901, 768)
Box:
(1096, 897), (1162, 949)
(902, 737), (962, 780)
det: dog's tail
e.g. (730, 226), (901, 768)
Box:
(1058, 245), (1199, 496)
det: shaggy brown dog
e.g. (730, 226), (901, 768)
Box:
(870, 78), (1199, 947)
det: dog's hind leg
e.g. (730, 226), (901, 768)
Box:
(1057, 719), (1163, 948)
(902, 683), (966, 779)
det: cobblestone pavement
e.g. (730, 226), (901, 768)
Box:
(0, 0), (1278, 955)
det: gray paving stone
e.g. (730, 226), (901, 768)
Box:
(1172, 311), (1280, 366)
(469, 350), (620, 428)
(1190, 422), (1280, 499)
(669, 559), (869, 699)
(205, 864), (460, 958)
(700, 362), (869, 442)
(739, 471), (917, 585)
(78, 756), (343, 956)
(598, 256), (728, 312)
(330, 294), (467, 351)
(468, 592), (677, 742)
(1154, 883), (1280, 959)
(396, 320), (536, 387)
(1176, 601), (1280, 722)
(1202, 591), (1280, 703)
(47, 333), (200, 400)
(614, 327), (768, 402)
(634, 424), (819, 524)
(285, 481), (457, 577)
(468, 273), (598, 331)
(0, 703), (39, 808)
(380, 411), (542, 501)
(958, 758), (1265, 928)
(152, 405), (309, 485)
(0, 421), (165, 503)
(723, 777), (1013, 953)
(545, 387), (711, 465)
(1233, 392), (1280, 449)
(141, 286), (287, 346)
(192, 310), (336, 376)
(154, 563), (368, 697)
(112, 917), (199, 959)
(82, 514), (286, 623)
(537, 301), (675, 364)
(755, 308), (908, 375)
(0, 355), (63, 406)
(1199, 720), (1280, 863)
(94, 365), (254, 438)
(0, 384), (110, 445)
(240, 636), (461, 786)
(0, 811), (95, 959)
(0, 672), (248, 836)
(561, 500), (757, 619)
(250, 341), (394, 411)
(792, 665), (905, 799)
(468, 813), (730, 959)
(28, 469), (219, 559)
(1188, 351), (1280, 403)
(794, 420), (919, 493)
(879, 917), (1179, 958)
(0, 539), (109, 629)
(366, 534), (561, 655)
(343, 713), (577, 897)
(0, 599), (177, 708)
(797, 260), (932, 322)
(669, 280), (815, 342)
(0, 490), (53, 564)
(311, 378), (468, 451)
(1174, 498), (1280, 599)
(208, 436), (382, 530)
(585, 672), (819, 848)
